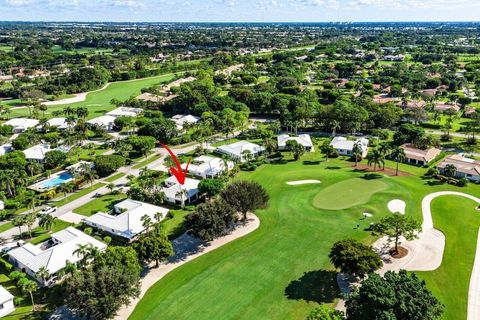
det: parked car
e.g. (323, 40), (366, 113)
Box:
(39, 206), (56, 215)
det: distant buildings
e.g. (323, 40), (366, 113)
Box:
(46, 117), (74, 130)
(330, 137), (369, 158)
(4, 118), (39, 133)
(106, 107), (143, 118)
(277, 134), (314, 152)
(84, 199), (169, 240)
(23, 144), (69, 162)
(87, 115), (116, 131)
(183, 155), (234, 179)
(437, 154), (480, 182)
(8, 227), (106, 286)
(217, 140), (266, 162)
(171, 114), (200, 131)
(401, 144), (441, 166)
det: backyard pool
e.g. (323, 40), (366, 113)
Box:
(39, 172), (74, 189)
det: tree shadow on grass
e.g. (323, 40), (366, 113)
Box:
(303, 160), (321, 165)
(359, 173), (383, 180)
(284, 270), (341, 304)
(325, 166), (341, 170)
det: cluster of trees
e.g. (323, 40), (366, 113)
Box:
(185, 180), (269, 241)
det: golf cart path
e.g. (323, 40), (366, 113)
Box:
(374, 191), (480, 320)
(43, 83), (111, 106)
(114, 213), (260, 320)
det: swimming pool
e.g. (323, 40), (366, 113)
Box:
(39, 172), (74, 189)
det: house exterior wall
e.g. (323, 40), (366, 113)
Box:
(0, 299), (14, 317)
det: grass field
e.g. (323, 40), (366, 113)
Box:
(53, 182), (105, 207)
(128, 150), (480, 320)
(104, 172), (126, 183)
(73, 193), (127, 216)
(5, 73), (179, 119)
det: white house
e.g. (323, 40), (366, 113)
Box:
(162, 176), (200, 205)
(46, 117), (74, 130)
(330, 137), (369, 158)
(8, 227), (106, 286)
(84, 199), (169, 240)
(437, 154), (480, 182)
(400, 144), (441, 166)
(277, 134), (314, 152)
(171, 114), (200, 130)
(4, 118), (39, 133)
(182, 155), (233, 179)
(22, 144), (69, 162)
(0, 144), (12, 156)
(106, 107), (143, 118)
(0, 285), (14, 317)
(87, 115), (116, 131)
(217, 140), (266, 163)
(0, 200), (4, 210)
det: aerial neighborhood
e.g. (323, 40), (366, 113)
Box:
(0, 18), (479, 320)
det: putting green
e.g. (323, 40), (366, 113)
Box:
(313, 178), (388, 210)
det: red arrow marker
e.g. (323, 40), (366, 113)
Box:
(161, 143), (191, 185)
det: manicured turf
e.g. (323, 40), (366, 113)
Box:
(104, 172), (126, 183)
(132, 154), (161, 169)
(73, 193), (127, 216)
(129, 152), (480, 320)
(28, 220), (73, 245)
(53, 182), (105, 207)
(418, 196), (480, 320)
(6, 73), (179, 119)
(312, 177), (388, 210)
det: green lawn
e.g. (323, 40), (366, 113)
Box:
(313, 178), (388, 210)
(161, 207), (195, 239)
(132, 154), (162, 169)
(129, 151), (480, 320)
(6, 73), (179, 119)
(73, 193), (127, 216)
(418, 196), (480, 320)
(104, 172), (126, 183)
(27, 220), (73, 245)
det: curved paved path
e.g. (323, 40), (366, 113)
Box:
(114, 213), (260, 320)
(375, 191), (480, 320)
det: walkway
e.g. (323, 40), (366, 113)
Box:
(114, 213), (260, 320)
(374, 191), (480, 320)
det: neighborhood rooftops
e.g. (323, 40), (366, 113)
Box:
(4, 118), (39, 132)
(217, 140), (266, 162)
(84, 199), (169, 239)
(87, 115), (116, 129)
(46, 117), (74, 130)
(106, 107), (143, 118)
(171, 114), (200, 130)
(182, 155), (233, 178)
(277, 134), (314, 151)
(8, 227), (106, 275)
(23, 144), (69, 161)
(437, 154), (480, 177)
(162, 176), (200, 204)
(401, 144), (442, 164)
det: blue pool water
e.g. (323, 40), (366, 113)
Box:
(40, 172), (74, 189)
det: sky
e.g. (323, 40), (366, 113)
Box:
(1, 0), (480, 22)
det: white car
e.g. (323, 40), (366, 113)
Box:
(39, 206), (56, 215)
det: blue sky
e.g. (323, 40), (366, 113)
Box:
(1, 0), (479, 22)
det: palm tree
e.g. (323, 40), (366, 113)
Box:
(390, 146), (406, 176)
(331, 120), (340, 137)
(175, 188), (189, 208)
(13, 215), (26, 235)
(75, 106), (89, 120)
(321, 143), (336, 162)
(154, 211), (164, 223)
(24, 212), (36, 238)
(367, 148), (385, 172)
(39, 214), (56, 232)
(444, 164), (457, 178)
(27, 195), (38, 214)
(241, 149), (253, 163)
(106, 183), (116, 193)
(378, 143), (391, 170)
(351, 141), (363, 167)
(36, 266), (50, 285)
(73, 243), (90, 268)
(18, 278), (37, 311)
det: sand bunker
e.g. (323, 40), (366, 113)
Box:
(286, 180), (321, 185)
(388, 199), (406, 215)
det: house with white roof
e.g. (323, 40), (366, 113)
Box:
(22, 144), (69, 162)
(4, 118), (39, 133)
(46, 117), (74, 130)
(0, 286), (14, 317)
(277, 134), (314, 152)
(330, 137), (369, 158)
(106, 107), (143, 118)
(84, 199), (169, 240)
(182, 155), (234, 179)
(162, 176), (200, 205)
(217, 140), (266, 162)
(0, 143), (12, 156)
(171, 114), (200, 130)
(87, 115), (116, 131)
(8, 227), (106, 286)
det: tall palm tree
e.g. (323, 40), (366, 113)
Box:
(444, 164), (457, 178)
(390, 146), (406, 176)
(27, 195), (38, 214)
(141, 215), (152, 231)
(24, 212), (36, 238)
(378, 143), (391, 170)
(351, 141), (363, 167)
(36, 266), (50, 285)
(331, 120), (340, 137)
(18, 278), (37, 311)
(13, 215), (26, 235)
(367, 148), (385, 172)
(39, 214), (56, 232)
(175, 188), (189, 208)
